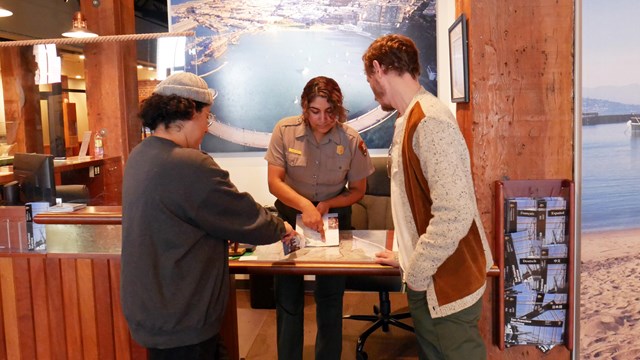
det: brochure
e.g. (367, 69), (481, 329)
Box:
(47, 203), (87, 212)
(282, 234), (305, 256)
(295, 213), (339, 248)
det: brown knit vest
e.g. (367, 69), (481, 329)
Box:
(401, 102), (486, 306)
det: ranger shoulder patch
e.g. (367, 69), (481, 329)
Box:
(358, 140), (368, 156)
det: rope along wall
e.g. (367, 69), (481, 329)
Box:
(0, 32), (195, 47)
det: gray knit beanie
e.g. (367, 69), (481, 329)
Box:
(153, 72), (217, 104)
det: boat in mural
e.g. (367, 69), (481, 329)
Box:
(626, 116), (640, 135)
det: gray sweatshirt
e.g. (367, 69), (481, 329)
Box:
(121, 136), (284, 348)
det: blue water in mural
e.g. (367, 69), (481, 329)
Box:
(197, 29), (379, 132)
(581, 122), (640, 232)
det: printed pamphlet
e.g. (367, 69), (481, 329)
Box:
(295, 213), (339, 247)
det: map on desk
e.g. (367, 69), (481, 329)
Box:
(250, 230), (389, 262)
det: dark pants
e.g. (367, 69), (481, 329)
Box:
(275, 274), (345, 360)
(147, 334), (228, 360)
(274, 200), (351, 360)
(407, 289), (486, 360)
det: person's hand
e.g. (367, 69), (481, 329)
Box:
(301, 204), (325, 240)
(315, 201), (330, 216)
(281, 221), (296, 244)
(374, 250), (399, 268)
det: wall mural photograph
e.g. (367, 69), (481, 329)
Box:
(169, 0), (437, 152)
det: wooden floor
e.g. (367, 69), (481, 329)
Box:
(235, 289), (419, 360)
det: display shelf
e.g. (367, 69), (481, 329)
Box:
(495, 179), (574, 351)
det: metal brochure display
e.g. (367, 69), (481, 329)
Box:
(495, 180), (575, 351)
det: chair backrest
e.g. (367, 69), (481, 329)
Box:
(346, 156), (402, 292)
(56, 184), (90, 204)
(348, 156), (401, 292)
(351, 156), (393, 231)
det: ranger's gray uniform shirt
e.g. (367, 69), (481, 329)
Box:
(265, 116), (374, 201)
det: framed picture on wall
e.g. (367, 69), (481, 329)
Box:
(448, 13), (469, 103)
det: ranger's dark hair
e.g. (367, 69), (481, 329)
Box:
(300, 76), (348, 124)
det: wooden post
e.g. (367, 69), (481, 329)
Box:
(0, 46), (45, 154)
(79, 0), (140, 204)
(456, 1), (575, 358)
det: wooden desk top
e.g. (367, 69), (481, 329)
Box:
(35, 206), (122, 225)
(38, 223), (403, 276)
(53, 155), (120, 172)
(0, 155), (120, 184)
(230, 230), (400, 276)
(33, 207), (500, 277)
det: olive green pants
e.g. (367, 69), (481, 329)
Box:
(407, 289), (486, 360)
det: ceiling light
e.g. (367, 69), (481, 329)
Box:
(62, 11), (98, 38)
(0, 6), (13, 17)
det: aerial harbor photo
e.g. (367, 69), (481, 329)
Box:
(169, 0), (437, 152)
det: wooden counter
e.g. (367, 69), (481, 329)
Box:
(1, 219), (237, 360)
(0, 207), (502, 360)
(35, 207), (501, 276)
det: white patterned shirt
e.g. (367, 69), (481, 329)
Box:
(390, 87), (494, 318)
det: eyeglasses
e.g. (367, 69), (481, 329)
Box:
(207, 113), (215, 128)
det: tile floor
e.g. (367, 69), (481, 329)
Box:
(235, 288), (419, 360)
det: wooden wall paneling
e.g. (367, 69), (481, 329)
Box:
(479, 280), (497, 355)
(1, 254), (152, 359)
(45, 258), (69, 359)
(130, 337), (147, 360)
(60, 258), (83, 360)
(77, 259), (99, 359)
(13, 257), (37, 360)
(29, 257), (52, 359)
(93, 258), (116, 359)
(456, 1), (574, 359)
(222, 277), (239, 360)
(0, 259), (5, 360)
(109, 258), (134, 360)
(0, 257), (19, 359)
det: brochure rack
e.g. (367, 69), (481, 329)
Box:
(495, 179), (574, 351)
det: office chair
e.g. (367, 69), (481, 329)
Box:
(344, 156), (414, 360)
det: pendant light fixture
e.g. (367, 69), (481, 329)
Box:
(0, 6), (13, 17)
(62, 11), (98, 38)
